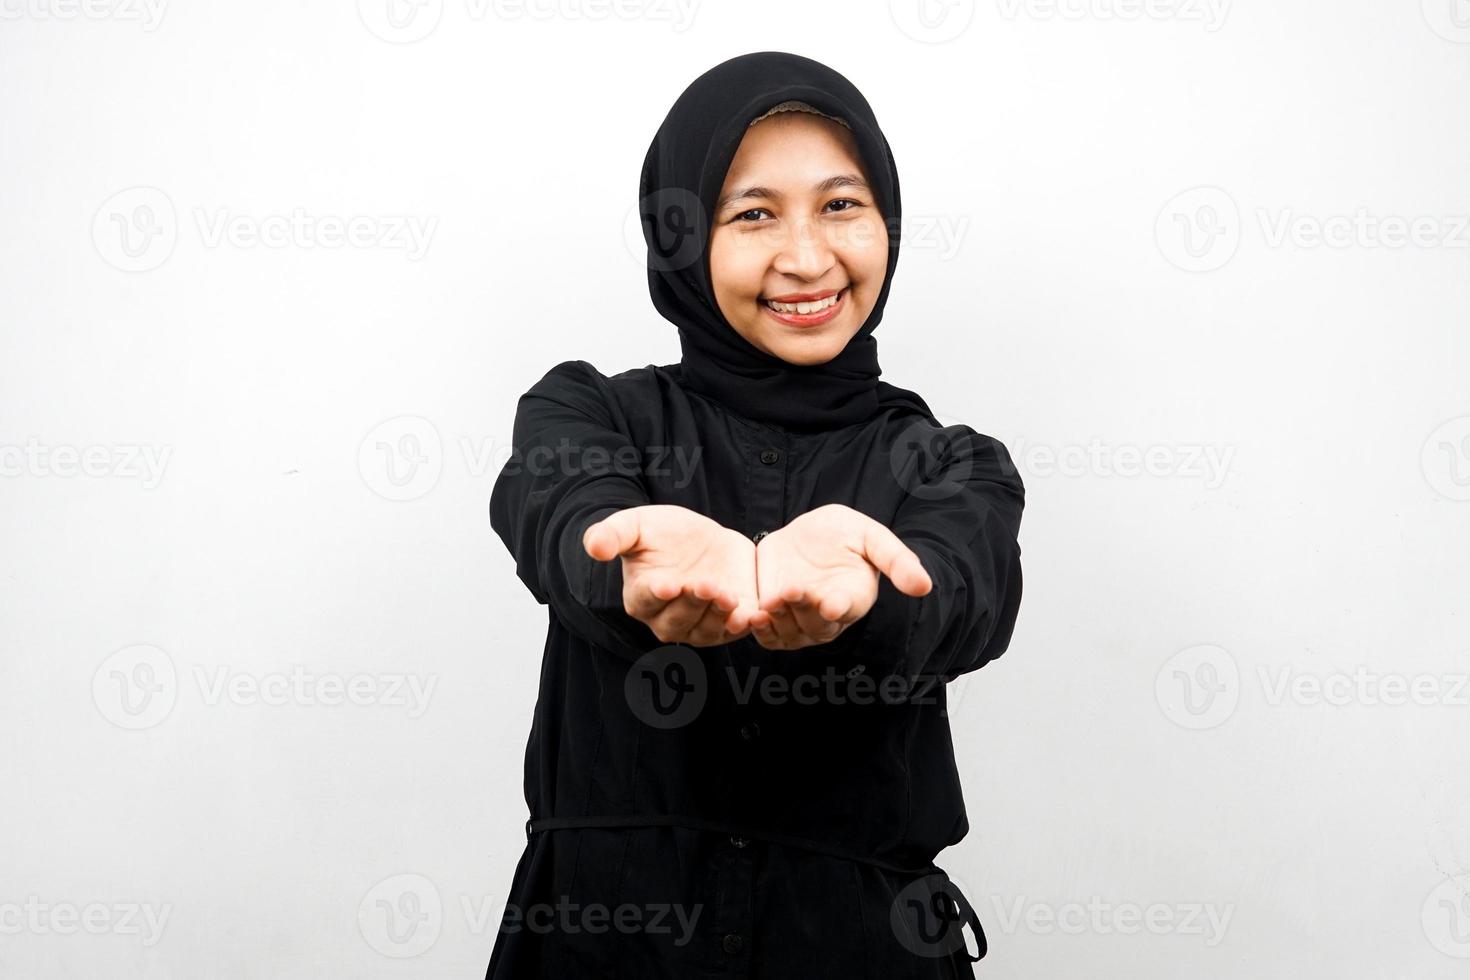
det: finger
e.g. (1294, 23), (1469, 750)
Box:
(860, 522), (932, 597)
(785, 594), (844, 643)
(723, 595), (759, 635)
(689, 596), (744, 647)
(655, 583), (715, 640)
(762, 599), (804, 648)
(625, 572), (682, 621)
(584, 510), (642, 562)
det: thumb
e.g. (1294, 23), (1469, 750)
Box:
(859, 520), (932, 598)
(583, 509), (643, 562)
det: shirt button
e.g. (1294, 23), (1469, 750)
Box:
(738, 721), (761, 742)
(759, 448), (780, 465)
(722, 932), (744, 954)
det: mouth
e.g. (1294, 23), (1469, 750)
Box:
(760, 287), (848, 328)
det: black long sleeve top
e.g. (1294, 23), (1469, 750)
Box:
(484, 358), (1025, 980)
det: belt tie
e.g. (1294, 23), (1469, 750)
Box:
(525, 813), (985, 963)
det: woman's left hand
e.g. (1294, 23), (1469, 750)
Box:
(750, 504), (932, 650)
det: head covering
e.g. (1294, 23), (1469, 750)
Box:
(639, 51), (931, 431)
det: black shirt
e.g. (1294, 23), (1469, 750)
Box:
(484, 358), (1025, 979)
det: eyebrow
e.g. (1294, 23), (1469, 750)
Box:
(715, 173), (869, 213)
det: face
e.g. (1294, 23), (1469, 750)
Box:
(707, 111), (889, 366)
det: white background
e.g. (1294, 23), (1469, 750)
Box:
(2, 1), (1469, 977)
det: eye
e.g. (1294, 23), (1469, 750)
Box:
(732, 208), (771, 223)
(825, 198), (864, 214)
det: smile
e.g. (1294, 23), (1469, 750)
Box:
(761, 287), (847, 327)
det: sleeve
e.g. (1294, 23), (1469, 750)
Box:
(829, 426), (1025, 698)
(488, 359), (660, 660)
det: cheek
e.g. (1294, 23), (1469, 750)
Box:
(709, 232), (766, 300)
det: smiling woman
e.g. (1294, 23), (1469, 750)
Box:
(485, 49), (1025, 980)
(709, 106), (891, 365)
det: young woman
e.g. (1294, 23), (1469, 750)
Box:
(486, 50), (1025, 980)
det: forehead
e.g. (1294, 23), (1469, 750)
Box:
(721, 112), (867, 186)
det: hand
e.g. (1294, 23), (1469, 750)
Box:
(749, 504), (932, 651)
(583, 505), (759, 647)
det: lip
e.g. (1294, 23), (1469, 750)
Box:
(761, 287), (847, 328)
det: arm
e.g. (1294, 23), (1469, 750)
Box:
(488, 360), (658, 659)
(834, 428), (1025, 695)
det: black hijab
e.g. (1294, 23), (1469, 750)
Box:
(638, 51), (931, 432)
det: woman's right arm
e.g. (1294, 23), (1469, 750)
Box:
(489, 360), (658, 659)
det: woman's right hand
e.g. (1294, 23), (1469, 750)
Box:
(582, 505), (759, 647)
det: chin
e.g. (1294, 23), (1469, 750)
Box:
(760, 334), (849, 366)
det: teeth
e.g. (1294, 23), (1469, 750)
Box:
(765, 290), (841, 315)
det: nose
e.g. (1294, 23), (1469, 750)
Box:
(770, 216), (837, 282)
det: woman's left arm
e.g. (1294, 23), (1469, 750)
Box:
(837, 428), (1025, 692)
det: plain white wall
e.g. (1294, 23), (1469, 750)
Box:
(2, 1), (1468, 977)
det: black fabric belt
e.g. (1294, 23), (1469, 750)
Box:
(524, 813), (986, 963)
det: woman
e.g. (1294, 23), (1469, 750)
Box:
(486, 50), (1025, 979)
